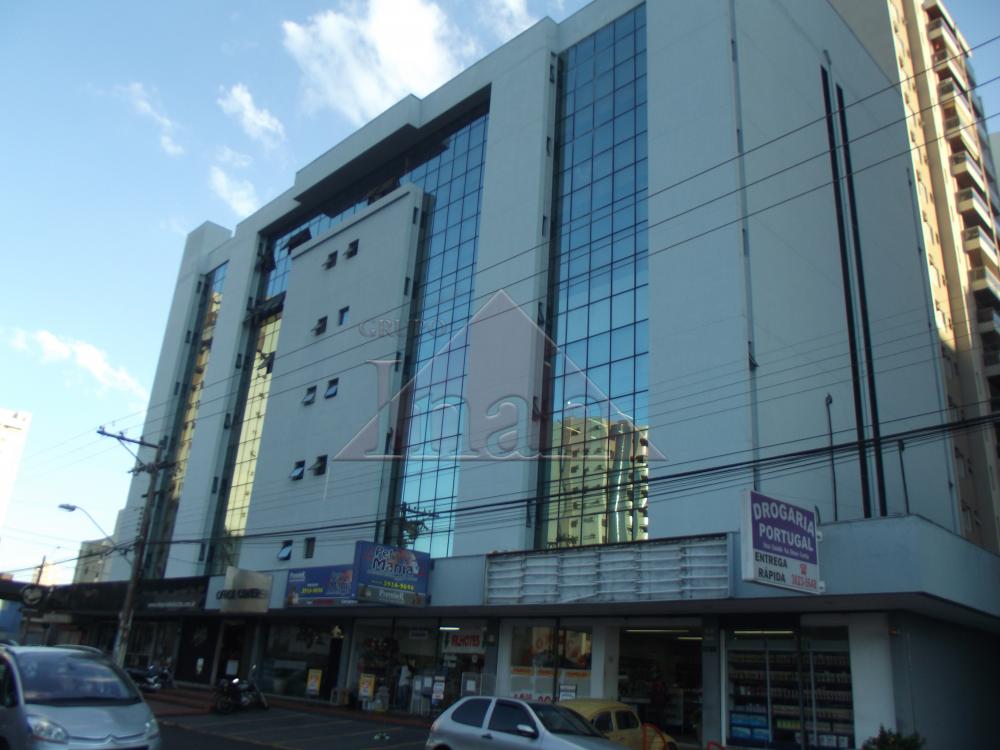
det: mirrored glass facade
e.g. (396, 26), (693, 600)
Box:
(541, 5), (650, 548)
(391, 111), (489, 559)
(148, 262), (227, 577)
(211, 313), (282, 574)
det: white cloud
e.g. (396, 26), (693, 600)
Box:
(5, 330), (148, 401)
(215, 145), (253, 168)
(7, 328), (28, 352)
(210, 166), (260, 218)
(117, 82), (184, 157)
(282, 0), (477, 126)
(485, 0), (537, 40)
(217, 84), (285, 149)
(159, 217), (188, 237)
(160, 134), (184, 156)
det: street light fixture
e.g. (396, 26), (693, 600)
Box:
(58, 504), (129, 562)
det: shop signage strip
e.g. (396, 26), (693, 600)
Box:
(741, 490), (824, 594)
(485, 536), (729, 605)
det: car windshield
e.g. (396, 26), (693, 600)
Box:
(531, 704), (604, 736)
(16, 651), (140, 705)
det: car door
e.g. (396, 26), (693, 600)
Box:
(593, 710), (615, 741)
(448, 697), (496, 750)
(0, 658), (25, 748)
(613, 709), (643, 750)
(483, 700), (540, 750)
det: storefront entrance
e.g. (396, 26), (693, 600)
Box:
(618, 627), (702, 743)
(260, 622), (345, 700)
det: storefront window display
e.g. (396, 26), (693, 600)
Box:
(394, 620), (439, 711)
(260, 622), (345, 700)
(618, 627), (702, 741)
(509, 624), (591, 702)
(349, 620), (396, 710)
(437, 621), (491, 709)
(347, 619), (492, 715)
(726, 627), (853, 750)
(510, 624), (556, 701)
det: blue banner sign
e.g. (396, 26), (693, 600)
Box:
(353, 541), (430, 607)
(284, 564), (355, 607)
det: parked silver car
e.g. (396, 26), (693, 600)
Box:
(0, 645), (161, 750)
(427, 696), (623, 750)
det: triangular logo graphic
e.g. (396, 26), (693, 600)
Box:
(336, 289), (664, 463)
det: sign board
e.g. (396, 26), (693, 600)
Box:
(742, 491), (822, 594)
(306, 669), (323, 697)
(359, 673), (376, 700)
(285, 565), (355, 607)
(432, 678), (446, 702)
(442, 628), (486, 654)
(558, 683), (580, 700)
(353, 541), (430, 607)
(215, 567), (272, 613)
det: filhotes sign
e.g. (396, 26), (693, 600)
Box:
(741, 491), (823, 594)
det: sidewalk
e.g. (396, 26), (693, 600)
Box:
(149, 690), (431, 750)
(149, 685), (433, 727)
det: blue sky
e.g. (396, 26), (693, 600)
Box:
(1, 0), (998, 583)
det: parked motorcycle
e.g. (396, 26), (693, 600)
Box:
(126, 661), (175, 693)
(213, 665), (269, 713)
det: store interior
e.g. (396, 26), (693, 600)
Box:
(618, 627), (703, 744)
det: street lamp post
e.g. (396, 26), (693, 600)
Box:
(58, 504), (128, 563)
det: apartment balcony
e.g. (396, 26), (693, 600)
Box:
(983, 349), (1000, 382)
(933, 48), (970, 90)
(958, 187), (993, 228)
(944, 116), (980, 158)
(951, 153), (987, 193)
(976, 306), (1000, 339)
(964, 226), (1000, 266)
(928, 17), (962, 59)
(971, 266), (1000, 306)
(938, 79), (975, 123)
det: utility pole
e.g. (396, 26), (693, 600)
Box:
(97, 428), (170, 667)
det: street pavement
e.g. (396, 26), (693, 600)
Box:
(153, 702), (430, 750)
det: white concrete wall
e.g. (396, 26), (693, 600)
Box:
(645, 0), (752, 537)
(846, 613), (897, 741)
(735, 0), (953, 525)
(453, 30), (559, 556)
(236, 187), (422, 571)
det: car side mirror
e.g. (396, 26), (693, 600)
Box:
(516, 724), (538, 739)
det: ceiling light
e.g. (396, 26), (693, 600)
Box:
(624, 629), (689, 634)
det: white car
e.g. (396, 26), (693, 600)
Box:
(427, 696), (623, 750)
(0, 645), (161, 750)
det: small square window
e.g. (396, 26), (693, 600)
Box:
(302, 386), (317, 405)
(325, 378), (340, 398)
(290, 460), (305, 480)
(277, 540), (293, 560)
(346, 239), (359, 258)
(313, 316), (328, 335)
(304, 537), (316, 559)
(338, 306), (350, 326)
(324, 251), (338, 269)
(311, 454), (328, 476)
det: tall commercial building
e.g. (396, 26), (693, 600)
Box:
(832, 0), (1000, 554)
(90, 1), (999, 747)
(71, 539), (112, 584)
